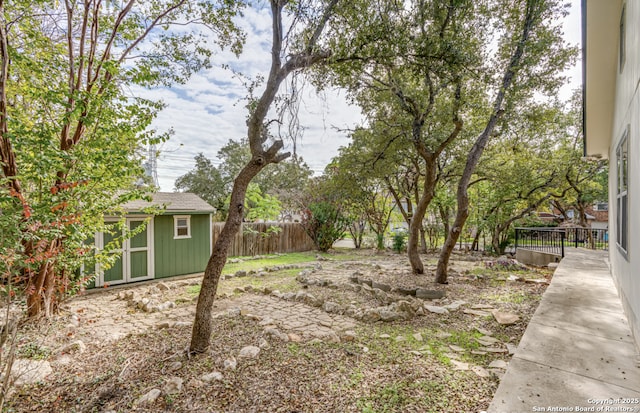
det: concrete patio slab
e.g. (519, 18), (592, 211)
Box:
(488, 249), (640, 413)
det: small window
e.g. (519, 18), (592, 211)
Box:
(174, 215), (191, 239)
(620, 4), (626, 72)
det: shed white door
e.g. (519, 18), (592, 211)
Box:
(98, 218), (154, 286)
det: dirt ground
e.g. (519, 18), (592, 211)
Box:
(4, 249), (551, 413)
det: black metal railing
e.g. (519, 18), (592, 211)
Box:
(515, 227), (609, 258)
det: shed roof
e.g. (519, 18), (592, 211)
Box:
(123, 192), (215, 213)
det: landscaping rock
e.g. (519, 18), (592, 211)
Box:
(471, 365), (491, 378)
(488, 360), (509, 369)
(361, 308), (381, 322)
(164, 377), (183, 394)
(379, 334), (391, 339)
(235, 270), (247, 277)
(395, 287), (417, 296)
(476, 335), (500, 345)
(167, 361), (182, 372)
(201, 372), (224, 383)
(322, 301), (341, 313)
(136, 389), (161, 405)
(373, 288), (389, 303)
(425, 305), (449, 314)
(463, 309), (491, 317)
(238, 346), (260, 359)
(506, 343), (517, 355)
(288, 333), (302, 343)
(416, 289), (445, 300)
(380, 309), (403, 322)
(156, 282), (170, 291)
(449, 345), (465, 353)
(224, 357), (237, 370)
(444, 300), (467, 311)
(491, 310), (520, 325)
(412, 333), (424, 342)
(342, 331), (357, 342)
(371, 281), (391, 292)
(10, 359), (52, 386)
(360, 278), (373, 287)
(450, 360), (470, 371)
(475, 327), (493, 336)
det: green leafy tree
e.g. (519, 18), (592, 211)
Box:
(244, 183), (282, 222)
(174, 153), (227, 218)
(0, 0), (243, 317)
(301, 201), (349, 252)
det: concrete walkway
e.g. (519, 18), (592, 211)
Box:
(489, 249), (640, 413)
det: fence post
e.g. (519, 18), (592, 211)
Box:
(561, 230), (565, 258)
(515, 228), (519, 251)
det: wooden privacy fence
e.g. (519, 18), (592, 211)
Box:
(212, 222), (315, 257)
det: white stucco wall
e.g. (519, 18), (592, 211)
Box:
(609, 0), (640, 345)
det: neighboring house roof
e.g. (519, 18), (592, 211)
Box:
(123, 192), (215, 213)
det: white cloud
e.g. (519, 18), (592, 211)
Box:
(150, 1), (581, 192)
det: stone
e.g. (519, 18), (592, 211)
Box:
(380, 310), (403, 322)
(425, 305), (449, 314)
(491, 310), (520, 325)
(450, 359), (470, 371)
(395, 335), (406, 342)
(477, 335), (499, 344)
(322, 301), (341, 313)
(55, 340), (86, 354)
(506, 343), (517, 355)
(488, 360), (509, 369)
(412, 333), (424, 342)
(238, 346), (260, 359)
(475, 327), (493, 336)
(471, 350), (488, 356)
(471, 304), (494, 310)
(479, 347), (508, 353)
(361, 308), (381, 323)
(444, 300), (467, 311)
(227, 308), (241, 317)
(323, 332), (341, 343)
(156, 282), (170, 291)
(379, 334), (391, 339)
(201, 372), (224, 382)
(156, 321), (171, 330)
(167, 361), (182, 372)
(264, 327), (289, 342)
(463, 309), (491, 317)
(164, 377), (183, 395)
(288, 333), (302, 343)
(349, 274), (359, 283)
(396, 300), (415, 315)
(136, 389), (161, 405)
(371, 281), (391, 292)
(234, 287), (245, 293)
(244, 285), (254, 292)
(224, 357), (237, 370)
(360, 278), (373, 287)
(416, 289), (445, 300)
(547, 262), (559, 269)
(449, 345), (465, 353)
(258, 338), (269, 348)
(410, 350), (423, 356)
(489, 369), (505, 380)
(342, 331), (357, 342)
(395, 287), (417, 296)
(10, 359), (52, 386)
(524, 278), (549, 285)
(373, 288), (389, 303)
(235, 270), (247, 277)
(471, 365), (491, 378)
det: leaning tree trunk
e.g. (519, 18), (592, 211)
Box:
(189, 0), (337, 354)
(190, 161), (265, 353)
(435, 0), (538, 284)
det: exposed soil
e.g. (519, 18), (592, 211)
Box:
(4, 249), (552, 413)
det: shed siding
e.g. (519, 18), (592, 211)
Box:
(153, 214), (210, 278)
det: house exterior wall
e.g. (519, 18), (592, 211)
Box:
(153, 214), (211, 278)
(609, 0), (640, 346)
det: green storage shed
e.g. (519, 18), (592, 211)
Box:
(94, 192), (214, 287)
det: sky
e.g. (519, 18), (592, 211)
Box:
(150, 1), (583, 192)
